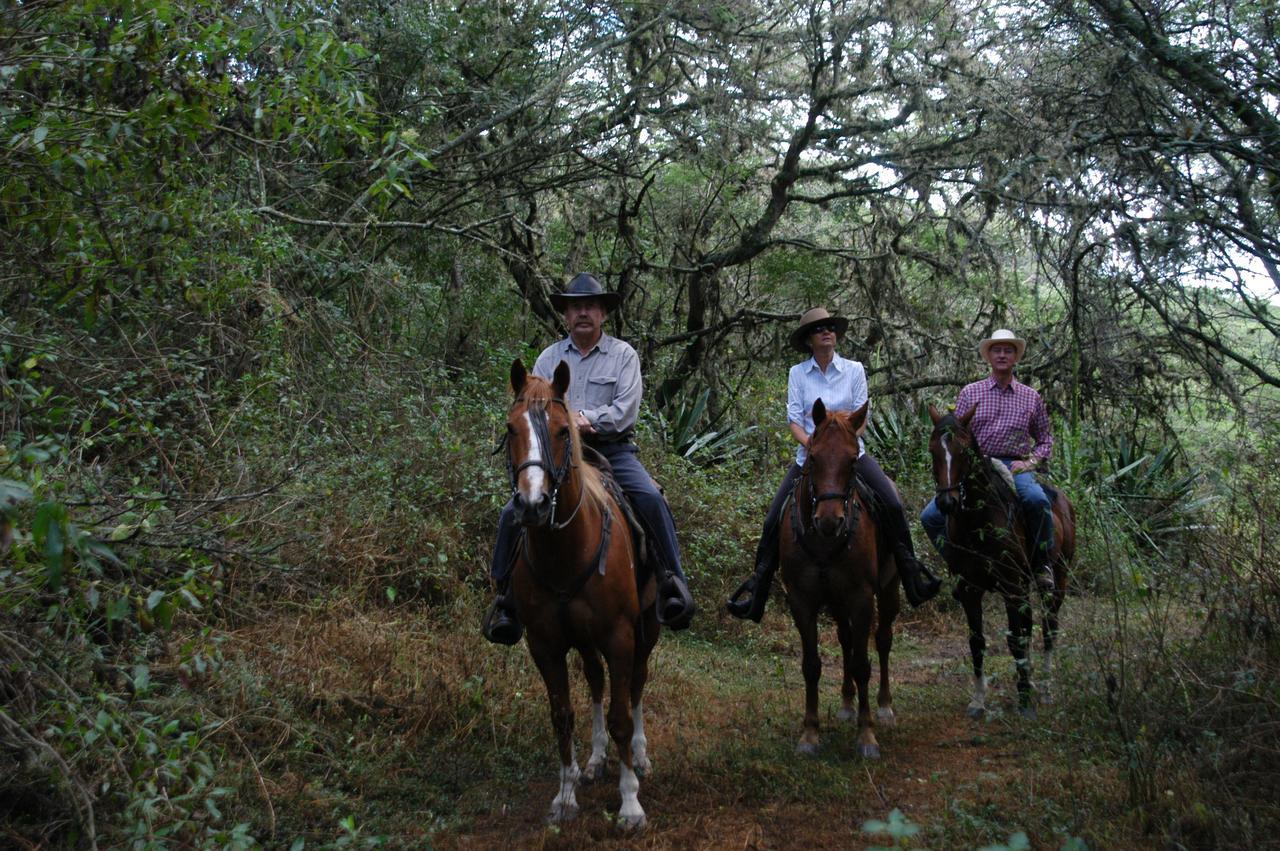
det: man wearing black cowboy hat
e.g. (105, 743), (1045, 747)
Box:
(483, 273), (696, 644)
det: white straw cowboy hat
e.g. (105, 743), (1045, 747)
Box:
(978, 329), (1026, 360)
(549, 272), (622, 312)
(788, 307), (849, 353)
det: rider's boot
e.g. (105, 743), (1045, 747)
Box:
(481, 580), (523, 645)
(657, 570), (696, 630)
(897, 550), (943, 607)
(726, 555), (778, 623)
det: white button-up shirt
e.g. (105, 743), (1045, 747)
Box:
(533, 334), (642, 440)
(787, 352), (868, 464)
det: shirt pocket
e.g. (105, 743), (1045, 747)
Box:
(585, 376), (617, 408)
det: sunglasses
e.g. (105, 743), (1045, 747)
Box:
(811, 323), (839, 334)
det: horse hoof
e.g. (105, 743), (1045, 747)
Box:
(546, 803), (579, 824)
(837, 707), (855, 722)
(795, 741), (820, 757)
(876, 707), (897, 728)
(583, 761), (606, 783)
(616, 812), (647, 832)
(1018, 705), (1038, 720)
(966, 705), (985, 720)
(860, 743), (881, 760)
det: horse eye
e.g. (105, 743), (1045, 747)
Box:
(558, 426), (571, 439)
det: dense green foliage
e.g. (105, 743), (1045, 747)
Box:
(2, 0), (1277, 846)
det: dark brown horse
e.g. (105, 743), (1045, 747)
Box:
(927, 405), (1076, 718)
(504, 359), (658, 828)
(780, 400), (899, 758)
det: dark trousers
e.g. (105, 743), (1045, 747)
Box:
(491, 441), (686, 583)
(753, 454), (917, 569)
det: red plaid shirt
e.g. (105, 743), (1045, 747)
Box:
(955, 376), (1053, 464)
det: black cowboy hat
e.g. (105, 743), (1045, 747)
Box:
(788, 307), (850, 353)
(549, 273), (622, 312)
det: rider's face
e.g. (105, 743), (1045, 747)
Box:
(564, 298), (606, 343)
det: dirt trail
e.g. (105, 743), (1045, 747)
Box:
(437, 609), (1079, 850)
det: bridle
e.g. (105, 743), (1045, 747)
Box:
(792, 422), (861, 562)
(504, 396), (584, 531)
(933, 425), (970, 503)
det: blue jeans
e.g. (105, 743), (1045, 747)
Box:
(920, 464), (1053, 564)
(491, 441), (685, 582)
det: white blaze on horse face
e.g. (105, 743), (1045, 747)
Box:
(518, 410), (547, 502)
(942, 433), (954, 490)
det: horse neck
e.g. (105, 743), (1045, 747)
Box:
(525, 466), (606, 569)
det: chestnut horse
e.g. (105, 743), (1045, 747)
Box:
(503, 359), (658, 829)
(781, 400), (899, 758)
(927, 405), (1076, 718)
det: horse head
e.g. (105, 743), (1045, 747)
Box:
(928, 403), (977, 515)
(806, 398), (868, 538)
(507, 358), (577, 527)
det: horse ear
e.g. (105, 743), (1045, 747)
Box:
(960, 404), (977, 429)
(552, 360), (570, 398)
(813, 397), (826, 426)
(510, 359), (527, 395)
(928, 404), (942, 424)
(850, 401), (869, 431)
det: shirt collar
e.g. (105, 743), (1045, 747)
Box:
(804, 353), (846, 374)
(562, 333), (610, 356)
(984, 374), (1020, 392)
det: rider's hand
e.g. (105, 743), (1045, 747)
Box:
(1010, 460), (1033, 474)
(575, 410), (596, 434)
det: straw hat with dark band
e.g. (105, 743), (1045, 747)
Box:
(977, 328), (1026, 360)
(788, 307), (849, 353)
(550, 273), (622, 311)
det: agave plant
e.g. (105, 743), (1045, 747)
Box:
(654, 385), (755, 466)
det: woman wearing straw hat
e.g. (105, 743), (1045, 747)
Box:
(727, 308), (942, 622)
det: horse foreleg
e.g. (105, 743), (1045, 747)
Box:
(532, 649), (580, 822)
(629, 608), (658, 776)
(874, 581), (899, 729)
(847, 595), (878, 759)
(580, 650), (608, 782)
(792, 606), (823, 755)
(835, 617), (857, 723)
(606, 634), (644, 830)
(1040, 567), (1066, 705)
(959, 585), (988, 719)
(1005, 595), (1036, 719)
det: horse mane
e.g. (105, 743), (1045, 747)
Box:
(814, 410), (861, 445)
(518, 375), (609, 512)
(937, 411), (1017, 498)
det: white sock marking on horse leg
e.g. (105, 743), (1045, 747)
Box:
(519, 410), (545, 502)
(585, 702), (607, 779)
(968, 674), (988, 714)
(631, 701), (650, 773)
(1041, 649), (1055, 703)
(550, 753), (580, 821)
(617, 764), (646, 829)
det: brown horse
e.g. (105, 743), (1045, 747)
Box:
(504, 359), (659, 829)
(927, 405), (1076, 718)
(780, 399), (899, 758)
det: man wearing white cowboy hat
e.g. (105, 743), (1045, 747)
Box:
(726, 307), (943, 622)
(920, 328), (1056, 593)
(483, 272), (696, 644)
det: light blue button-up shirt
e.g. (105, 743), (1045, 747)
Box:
(787, 352), (868, 464)
(533, 333), (642, 440)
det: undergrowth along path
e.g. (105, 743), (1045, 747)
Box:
(430, 598), (1134, 850)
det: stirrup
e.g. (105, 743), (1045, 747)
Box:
(481, 597), (523, 646)
(1034, 564), (1056, 594)
(726, 573), (770, 623)
(657, 575), (696, 630)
